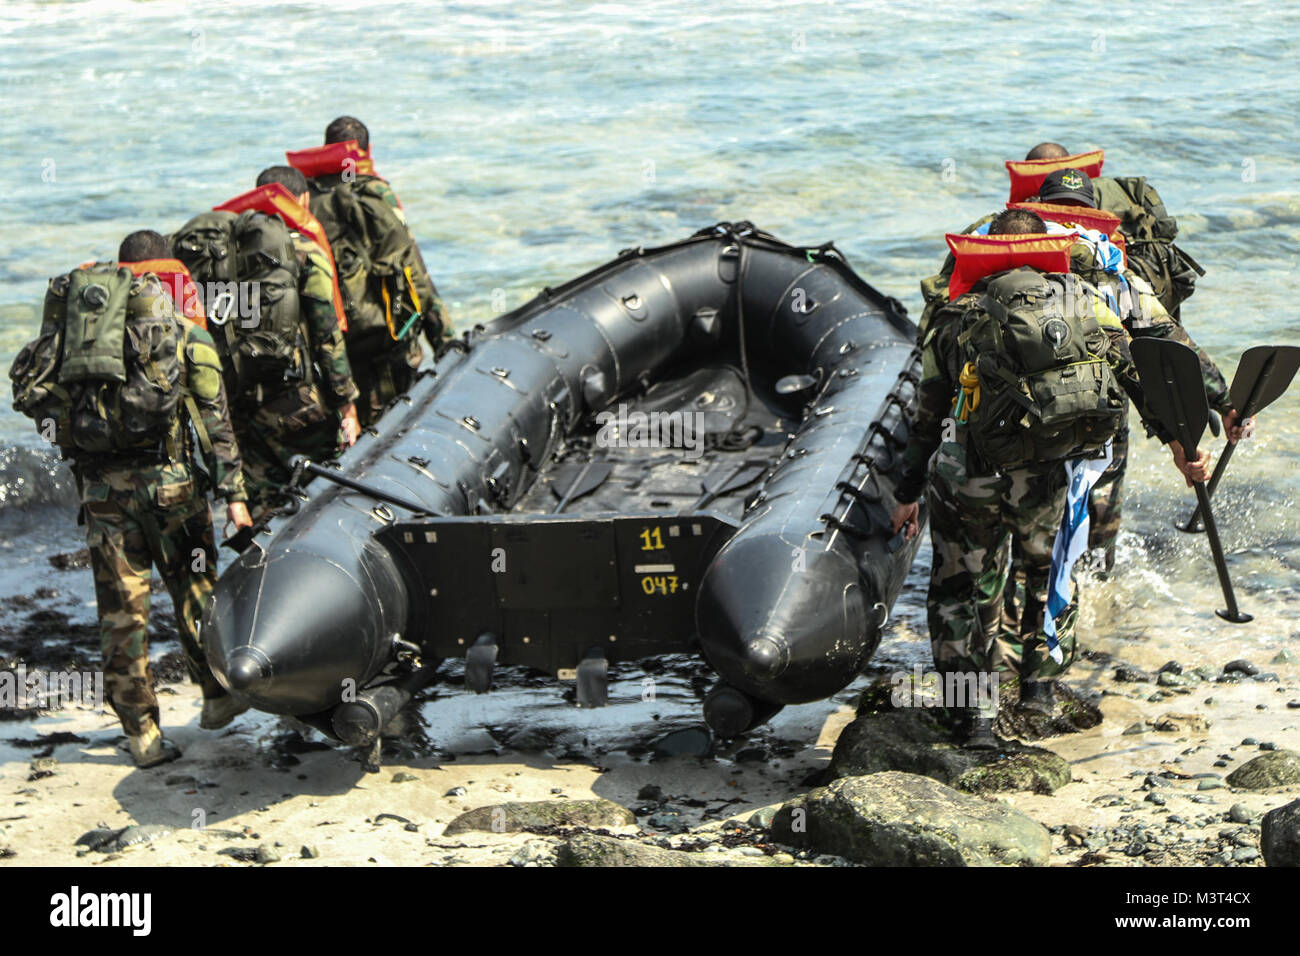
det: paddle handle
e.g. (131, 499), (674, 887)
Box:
(1192, 477), (1248, 622)
(1181, 353), (1274, 532)
(1183, 440), (1237, 533)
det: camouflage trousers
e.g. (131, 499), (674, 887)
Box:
(79, 460), (224, 736)
(236, 382), (342, 521)
(350, 339), (422, 427)
(925, 440), (1078, 682)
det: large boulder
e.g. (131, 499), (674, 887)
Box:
(832, 710), (1070, 794)
(770, 771), (1050, 866)
(1261, 799), (1300, 867)
(443, 799), (635, 835)
(556, 834), (718, 867)
(1226, 751), (1300, 790)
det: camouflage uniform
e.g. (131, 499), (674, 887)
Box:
(896, 272), (1171, 682)
(74, 317), (247, 736)
(922, 221), (1230, 568)
(310, 173), (448, 426)
(233, 232), (360, 518)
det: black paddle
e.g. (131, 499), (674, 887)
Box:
(1130, 338), (1251, 623)
(689, 461), (767, 510)
(550, 461), (614, 513)
(1178, 345), (1300, 533)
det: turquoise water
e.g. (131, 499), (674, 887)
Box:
(2, 0), (1298, 653)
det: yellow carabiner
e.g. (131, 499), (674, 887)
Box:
(955, 361), (980, 423)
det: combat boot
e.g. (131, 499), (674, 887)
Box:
(200, 693), (250, 730)
(1019, 679), (1057, 715)
(962, 712), (998, 750)
(128, 719), (182, 768)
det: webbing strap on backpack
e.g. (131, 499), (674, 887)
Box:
(183, 392), (212, 457)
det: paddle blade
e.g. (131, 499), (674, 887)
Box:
(550, 462), (614, 503)
(1230, 345), (1300, 416)
(1130, 338), (1210, 450)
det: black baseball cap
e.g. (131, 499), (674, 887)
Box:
(1037, 168), (1097, 208)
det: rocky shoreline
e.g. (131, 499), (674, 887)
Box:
(2, 556), (1299, 867)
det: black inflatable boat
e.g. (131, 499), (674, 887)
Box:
(203, 222), (925, 747)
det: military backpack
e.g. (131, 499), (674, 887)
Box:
(173, 210), (309, 399)
(9, 264), (185, 457)
(1092, 176), (1203, 316)
(953, 268), (1126, 470)
(307, 174), (426, 360)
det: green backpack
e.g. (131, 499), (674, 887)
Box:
(9, 264), (184, 457)
(307, 174), (427, 359)
(1092, 176), (1203, 316)
(173, 210), (308, 398)
(956, 268), (1126, 470)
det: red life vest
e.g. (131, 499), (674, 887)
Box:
(285, 139), (376, 179)
(1007, 201), (1128, 257)
(213, 182), (349, 332)
(946, 233), (1076, 300)
(120, 259), (206, 329)
(1005, 150), (1106, 203)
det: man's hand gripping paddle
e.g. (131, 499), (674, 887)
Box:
(1130, 338), (1252, 623)
(1178, 345), (1300, 533)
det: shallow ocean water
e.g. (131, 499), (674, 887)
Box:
(1, 0), (1298, 739)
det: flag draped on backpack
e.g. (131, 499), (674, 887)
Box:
(1044, 442), (1113, 662)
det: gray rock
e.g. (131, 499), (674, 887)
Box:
(1122, 723), (1147, 736)
(1233, 847), (1259, 863)
(1261, 799), (1300, 867)
(748, 806), (777, 829)
(1114, 666), (1152, 683)
(770, 771), (1051, 867)
(1229, 804), (1254, 824)
(1271, 649), (1296, 665)
(75, 828), (124, 852)
(255, 844), (280, 864)
(1224, 659), (1259, 677)
(391, 772), (418, 783)
(301, 845), (320, 859)
(443, 798), (635, 835)
(831, 709), (1069, 793)
(112, 824), (174, 851)
(1158, 671), (1194, 688)
(1198, 779), (1225, 791)
(645, 808), (690, 833)
(444, 786), (466, 797)
(636, 784), (664, 803)
(1145, 793), (1167, 806)
(1225, 750), (1300, 790)
(508, 841), (556, 867)
(556, 833), (717, 867)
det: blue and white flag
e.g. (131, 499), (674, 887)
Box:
(1044, 442), (1113, 662)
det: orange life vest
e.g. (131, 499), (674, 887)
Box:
(1005, 150), (1106, 204)
(285, 139), (376, 179)
(120, 259), (206, 329)
(945, 233), (1077, 300)
(1007, 201), (1128, 257)
(213, 182), (349, 331)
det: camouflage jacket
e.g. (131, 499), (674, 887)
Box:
(309, 172), (449, 352)
(291, 232), (360, 409)
(896, 272), (1173, 504)
(1086, 267), (1230, 413)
